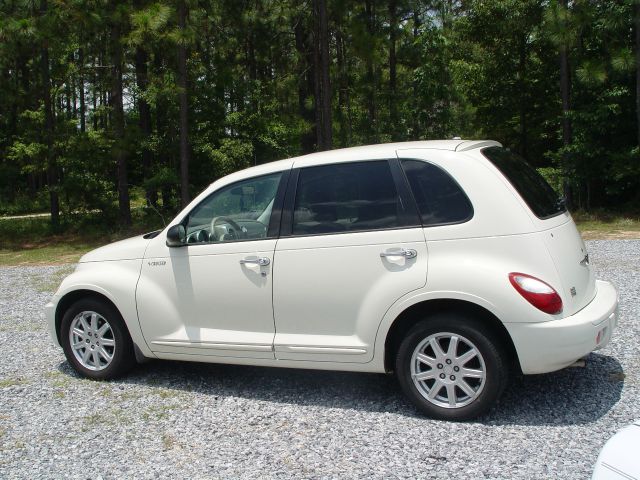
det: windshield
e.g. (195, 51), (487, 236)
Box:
(481, 146), (566, 219)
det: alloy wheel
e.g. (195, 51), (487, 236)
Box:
(410, 332), (487, 409)
(68, 311), (116, 371)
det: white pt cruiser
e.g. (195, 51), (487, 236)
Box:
(46, 140), (619, 420)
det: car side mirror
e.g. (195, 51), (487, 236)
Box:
(166, 224), (186, 247)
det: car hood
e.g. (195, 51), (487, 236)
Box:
(79, 235), (151, 263)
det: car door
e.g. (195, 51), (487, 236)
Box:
(136, 171), (287, 359)
(272, 159), (428, 363)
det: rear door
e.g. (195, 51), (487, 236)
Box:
(272, 159), (428, 363)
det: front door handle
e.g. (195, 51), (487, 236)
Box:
(240, 257), (270, 266)
(380, 248), (417, 259)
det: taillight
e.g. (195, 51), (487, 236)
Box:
(508, 272), (563, 314)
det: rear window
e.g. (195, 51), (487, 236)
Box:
(481, 146), (566, 219)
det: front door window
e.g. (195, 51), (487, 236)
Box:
(185, 172), (282, 244)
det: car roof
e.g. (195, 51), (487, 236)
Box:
(294, 139), (500, 162)
(209, 139), (501, 186)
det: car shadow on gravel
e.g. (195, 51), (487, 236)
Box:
(482, 352), (624, 426)
(57, 351), (623, 425)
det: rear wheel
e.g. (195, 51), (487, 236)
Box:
(60, 297), (136, 380)
(395, 314), (508, 420)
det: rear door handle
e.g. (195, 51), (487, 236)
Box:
(240, 257), (270, 266)
(380, 248), (417, 259)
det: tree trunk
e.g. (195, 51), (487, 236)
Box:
(559, 49), (571, 145)
(365, 0), (377, 142)
(65, 65), (72, 118)
(79, 47), (86, 133)
(92, 55), (98, 130)
(518, 34), (527, 158)
(559, 0), (573, 208)
(336, 28), (348, 147)
(40, 0), (59, 229)
(153, 51), (172, 209)
(100, 47), (107, 130)
(312, 19), (323, 149)
(178, 0), (190, 207)
(135, 46), (156, 206)
(389, 0), (397, 139)
(313, 0), (332, 150)
(412, 7), (421, 137)
(295, 18), (316, 153)
(110, 18), (131, 226)
(635, 0), (640, 146)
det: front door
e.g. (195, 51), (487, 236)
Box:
(137, 171), (285, 359)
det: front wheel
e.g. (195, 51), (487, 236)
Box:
(395, 314), (508, 420)
(60, 297), (136, 380)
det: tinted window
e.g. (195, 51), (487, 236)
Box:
(482, 146), (565, 219)
(185, 172), (282, 243)
(401, 159), (473, 226)
(292, 161), (403, 235)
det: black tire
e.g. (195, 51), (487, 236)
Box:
(60, 297), (136, 380)
(395, 313), (508, 421)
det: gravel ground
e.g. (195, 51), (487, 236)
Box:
(0, 240), (638, 479)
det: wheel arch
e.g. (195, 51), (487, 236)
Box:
(383, 298), (520, 374)
(55, 289), (125, 345)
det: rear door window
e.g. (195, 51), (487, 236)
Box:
(292, 161), (408, 235)
(401, 159), (473, 226)
(481, 146), (566, 219)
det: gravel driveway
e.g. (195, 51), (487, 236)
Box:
(0, 240), (638, 479)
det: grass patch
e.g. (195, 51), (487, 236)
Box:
(0, 209), (165, 266)
(82, 413), (110, 430)
(0, 243), (97, 266)
(573, 210), (640, 240)
(141, 404), (177, 421)
(30, 264), (76, 292)
(156, 388), (183, 400)
(0, 378), (28, 388)
(162, 433), (176, 450)
(45, 371), (73, 389)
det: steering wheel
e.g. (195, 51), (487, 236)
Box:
(210, 216), (244, 241)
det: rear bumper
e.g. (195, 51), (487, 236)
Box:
(505, 280), (618, 374)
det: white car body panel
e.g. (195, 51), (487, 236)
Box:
(79, 235), (149, 263)
(45, 259), (155, 358)
(273, 227), (427, 363)
(592, 421), (640, 480)
(137, 238), (278, 359)
(44, 140), (618, 379)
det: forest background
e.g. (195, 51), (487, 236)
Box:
(1, 0), (639, 258)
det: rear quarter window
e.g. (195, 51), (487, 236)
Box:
(401, 159), (473, 226)
(481, 146), (566, 219)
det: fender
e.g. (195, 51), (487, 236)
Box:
(53, 260), (155, 358)
(372, 289), (505, 369)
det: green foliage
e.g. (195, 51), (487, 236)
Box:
(0, 0), (638, 229)
(203, 138), (253, 177)
(537, 167), (563, 196)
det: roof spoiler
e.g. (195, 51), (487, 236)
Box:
(456, 140), (502, 152)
